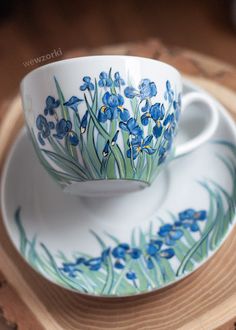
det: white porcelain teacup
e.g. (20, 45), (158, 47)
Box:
(20, 56), (219, 196)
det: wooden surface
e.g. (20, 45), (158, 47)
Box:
(0, 40), (236, 330)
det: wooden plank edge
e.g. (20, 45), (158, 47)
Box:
(177, 294), (236, 330)
(0, 247), (64, 330)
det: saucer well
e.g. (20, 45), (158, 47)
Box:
(1, 80), (236, 297)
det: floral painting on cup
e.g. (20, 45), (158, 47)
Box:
(28, 69), (181, 188)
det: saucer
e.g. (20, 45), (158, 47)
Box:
(1, 80), (236, 297)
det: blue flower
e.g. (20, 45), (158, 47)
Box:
(158, 224), (183, 245)
(139, 79), (157, 100)
(126, 271), (137, 280)
(119, 118), (143, 138)
(146, 240), (175, 259)
(112, 243), (129, 259)
(102, 140), (110, 157)
(98, 72), (112, 88)
(101, 248), (110, 262)
(111, 130), (119, 146)
(146, 242), (160, 256)
(147, 257), (154, 269)
(141, 103), (165, 138)
(84, 257), (102, 271)
(53, 118), (79, 146)
(176, 209), (207, 232)
(124, 86), (138, 99)
(164, 80), (174, 103)
(114, 72), (125, 87)
(64, 96), (83, 112)
(80, 76), (95, 91)
(44, 96), (60, 116)
(130, 248), (141, 259)
(163, 113), (176, 141)
(124, 79), (157, 101)
(75, 257), (86, 265)
(141, 100), (150, 113)
(98, 92), (130, 123)
(115, 260), (125, 269)
(80, 111), (89, 134)
(60, 262), (79, 278)
(173, 93), (181, 122)
(127, 135), (155, 160)
(36, 114), (55, 145)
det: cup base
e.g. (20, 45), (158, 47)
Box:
(63, 179), (149, 197)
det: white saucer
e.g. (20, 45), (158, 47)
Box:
(1, 80), (236, 297)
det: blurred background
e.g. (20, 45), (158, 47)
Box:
(0, 0), (236, 105)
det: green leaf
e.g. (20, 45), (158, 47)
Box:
(84, 93), (126, 178)
(54, 77), (71, 121)
(40, 243), (89, 292)
(101, 255), (115, 295)
(85, 82), (103, 177)
(28, 235), (38, 268)
(107, 120), (117, 177)
(41, 149), (89, 180)
(30, 130), (69, 185)
(212, 140), (236, 157)
(177, 216), (216, 276)
(14, 207), (27, 256)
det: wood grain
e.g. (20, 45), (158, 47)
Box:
(0, 41), (236, 330)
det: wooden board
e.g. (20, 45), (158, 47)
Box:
(0, 42), (236, 330)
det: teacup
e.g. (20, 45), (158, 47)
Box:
(20, 55), (219, 196)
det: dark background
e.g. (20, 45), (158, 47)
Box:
(0, 0), (235, 103)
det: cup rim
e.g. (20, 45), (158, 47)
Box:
(20, 55), (181, 88)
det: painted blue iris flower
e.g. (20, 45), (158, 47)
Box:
(64, 96), (83, 112)
(158, 224), (183, 245)
(164, 80), (174, 103)
(173, 93), (181, 122)
(98, 92), (130, 123)
(130, 248), (142, 259)
(141, 103), (165, 138)
(126, 271), (137, 281)
(112, 243), (129, 259)
(98, 71), (112, 88)
(112, 244), (141, 270)
(119, 118), (143, 138)
(163, 113), (176, 141)
(44, 96), (60, 116)
(84, 257), (102, 271)
(114, 72), (125, 87)
(176, 209), (207, 232)
(84, 248), (110, 271)
(102, 141), (110, 157)
(36, 114), (55, 145)
(112, 243), (129, 270)
(127, 135), (155, 160)
(60, 262), (81, 278)
(80, 76), (95, 91)
(53, 118), (79, 146)
(60, 257), (86, 278)
(115, 260), (125, 269)
(80, 111), (89, 134)
(146, 240), (175, 269)
(124, 79), (157, 101)
(111, 130), (119, 146)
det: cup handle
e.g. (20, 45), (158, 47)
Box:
(175, 92), (219, 158)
